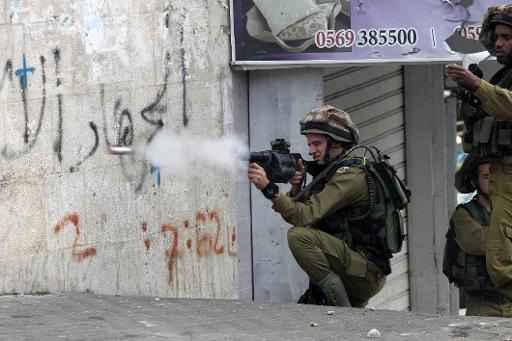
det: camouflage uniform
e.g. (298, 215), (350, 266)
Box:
(270, 105), (387, 307)
(447, 155), (508, 316)
(449, 199), (512, 316)
(459, 5), (512, 315)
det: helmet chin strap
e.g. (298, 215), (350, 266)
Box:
(318, 139), (332, 166)
(319, 138), (345, 165)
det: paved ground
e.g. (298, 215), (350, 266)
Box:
(0, 293), (511, 341)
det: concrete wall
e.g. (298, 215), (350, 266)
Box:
(0, 0), (244, 298)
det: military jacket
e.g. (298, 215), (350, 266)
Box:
(474, 67), (512, 119)
(453, 200), (489, 256)
(271, 166), (369, 229)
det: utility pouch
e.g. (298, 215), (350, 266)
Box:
(472, 116), (496, 156)
(496, 121), (512, 155)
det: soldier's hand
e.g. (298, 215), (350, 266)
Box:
(248, 162), (270, 190)
(289, 159), (305, 195)
(446, 64), (481, 92)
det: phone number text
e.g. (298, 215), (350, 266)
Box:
(314, 28), (418, 49)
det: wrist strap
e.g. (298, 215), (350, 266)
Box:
(261, 183), (279, 200)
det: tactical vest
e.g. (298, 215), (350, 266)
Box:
(303, 157), (393, 275)
(443, 199), (495, 292)
(463, 66), (512, 157)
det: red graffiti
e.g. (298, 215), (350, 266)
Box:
(195, 210), (225, 256)
(196, 232), (212, 257)
(209, 211), (225, 255)
(144, 239), (151, 251)
(141, 222), (151, 251)
(148, 209), (238, 285)
(161, 223), (179, 285)
(53, 213), (97, 262)
(54, 209), (237, 287)
(195, 212), (207, 227)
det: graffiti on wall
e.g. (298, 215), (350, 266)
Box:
(0, 50), (174, 191)
(159, 210), (238, 284)
(53, 212), (97, 262)
(53, 209), (237, 286)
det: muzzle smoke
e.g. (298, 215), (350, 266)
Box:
(144, 129), (249, 177)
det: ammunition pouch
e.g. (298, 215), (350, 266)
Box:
(449, 251), (494, 291)
(495, 121), (512, 155)
(461, 65), (512, 156)
(471, 116), (496, 156)
(467, 118), (512, 157)
(464, 255), (495, 292)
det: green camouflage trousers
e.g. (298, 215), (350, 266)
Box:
(487, 159), (512, 307)
(287, 226), (386, 307)
(465, 291), (512, 317)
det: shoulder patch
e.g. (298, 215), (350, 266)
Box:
(336, 166), (351, 174)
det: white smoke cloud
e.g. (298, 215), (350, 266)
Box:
(144, 129), (249, 178)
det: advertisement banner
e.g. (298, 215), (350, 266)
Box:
(230, 0), (505, 68)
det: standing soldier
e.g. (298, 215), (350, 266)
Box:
(446, 5), (512, 316)
(248, 105), (389, 307)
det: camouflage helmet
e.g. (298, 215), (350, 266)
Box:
(454, 154), (489, 194)
(300, 105), (360, 144)
(479, 5), (512, 55)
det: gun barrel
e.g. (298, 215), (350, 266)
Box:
(249, 152), (269, 163)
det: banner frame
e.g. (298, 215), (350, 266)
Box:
(229, 0), (495, 70)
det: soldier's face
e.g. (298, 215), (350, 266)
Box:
(478, 163), (490, 196)
(495, 24), (512, 64)
(306, 133), (328, 162)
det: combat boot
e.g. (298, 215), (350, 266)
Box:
(317, 272), (351, 307)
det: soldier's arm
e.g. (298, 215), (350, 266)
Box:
(270, 167), (368, 227)
(474, 80), (512, 120)
(452, 206), (488, 255)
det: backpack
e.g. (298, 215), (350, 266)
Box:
(345, 145), (411, 257)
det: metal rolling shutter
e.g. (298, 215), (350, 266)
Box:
(323, 65), (409, 310)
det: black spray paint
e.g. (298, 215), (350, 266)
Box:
(121, 52), (172, 191)
(2, 50), (173, 192)
(2, 56), (47, 160)
(180, 28), (189, 127)
(53, 48), (63, 162)
(69, 122), (99, 173)
(140, 52), (170, 130)
(0, 60), (13, 91)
